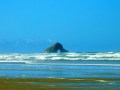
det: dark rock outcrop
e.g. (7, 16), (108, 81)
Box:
(44, 42), (69, 53)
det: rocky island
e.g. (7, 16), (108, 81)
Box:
(44, 42), (69, 53)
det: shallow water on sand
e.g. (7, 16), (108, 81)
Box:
(0, 60), (120, 78)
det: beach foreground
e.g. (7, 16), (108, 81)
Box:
(0, 78), (120, 90)
(0, 53), (120, 90)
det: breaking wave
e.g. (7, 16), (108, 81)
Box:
(0, 52), (120, 78)
(0, 52), (120, 62)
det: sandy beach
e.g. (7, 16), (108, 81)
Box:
(0, 78), (120, 90)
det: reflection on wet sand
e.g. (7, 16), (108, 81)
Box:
(0, 78), (120, 90)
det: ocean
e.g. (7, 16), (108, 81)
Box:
(0, 52), (120, 90)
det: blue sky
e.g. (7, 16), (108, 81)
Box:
(0, 0), (120, 52)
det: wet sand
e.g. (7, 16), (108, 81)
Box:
(0, 78), (120, 90)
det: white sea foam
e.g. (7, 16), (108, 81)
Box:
(0, 52), (120, 63)
(25, 63), (120, 66)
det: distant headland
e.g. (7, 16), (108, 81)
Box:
(44, 42), (69, 53)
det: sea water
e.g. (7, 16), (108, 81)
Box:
(0, 52), (120, 78)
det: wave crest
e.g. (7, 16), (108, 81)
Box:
(0, 52), (120, 62)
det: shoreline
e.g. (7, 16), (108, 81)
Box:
(0, 78), (119, 90)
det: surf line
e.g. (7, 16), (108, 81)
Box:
(29, 63), (120, 66)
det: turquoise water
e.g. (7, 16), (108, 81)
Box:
(0, 60), (120, 78)
(0, 52), (120, 78)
